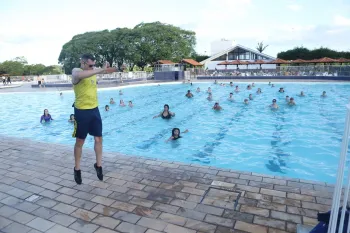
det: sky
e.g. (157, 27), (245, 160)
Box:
(1, 0), (350, 65)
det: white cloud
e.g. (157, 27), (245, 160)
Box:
(287, 4), (302, 11)
(334, 15), (350, 26)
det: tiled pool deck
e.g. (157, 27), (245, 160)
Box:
(0, 135), (335, 233)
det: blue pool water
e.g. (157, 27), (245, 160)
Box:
(0, 82), (348, 183)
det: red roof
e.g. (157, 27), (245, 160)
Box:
(313, 57), (338, 63)
(291, 59), (307, 63)
(217, 61), (231, 65)
(157, 60), (175, 64)
(267, 58), (289, 64)
(336, 58), (350, 63)
(230, 60), (244, 65)
(181, 59), (203, 66)
(252, 60), (266, 64)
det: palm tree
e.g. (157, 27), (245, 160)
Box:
(256, 42), (269, 53)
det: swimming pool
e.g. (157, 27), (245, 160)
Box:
(0, 82), (348, 183)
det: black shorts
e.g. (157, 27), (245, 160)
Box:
(38, 81), (41, 85)
(73, 107), (102, 139)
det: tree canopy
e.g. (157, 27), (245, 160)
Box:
(58, 22), (196, 73)
(256, 42), (269, 53)
(0, 57), (63, 76)
(277, 47), (350, 60)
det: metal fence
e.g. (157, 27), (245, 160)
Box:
(204, 65), (350, 77)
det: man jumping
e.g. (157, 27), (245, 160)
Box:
(71, 54), (116, 184)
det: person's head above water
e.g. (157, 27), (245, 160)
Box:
(272, 99), (277, 103)
(164, 104), (170, 111)
(43, 109), (49, 116)
(120, 100), (124, 104)
(110, 98), (114, 101)
(105, 105), (109, 111)
(187, 90), (191, 93)
(323, 91), (326, 95)
(230, 93), (233, 96)
(70, 114), (75, 121)
(172, 128), (181, 138)
(80, 54), (96, 70)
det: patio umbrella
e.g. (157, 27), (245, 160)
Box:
(313, 57), (338, 64)
(230, 60), (243, 69)
(252, 60), (266, 69)
(266, 58), (290, 64)
(217, 61), (231, 70)
(291, 59), (307, 65)
(336, 58), (350, 65)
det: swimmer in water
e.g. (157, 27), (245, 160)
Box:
(207, 93), (213, 101)
(105, 105), (109, 111)
(321, 91), (327, 97)
(153, 104), (175, 119)
(40, 109), (53, 123)
(213, 102), (222, 111)
(249, 94), (253, 100)
(207, 87), (212, 93)
(270, 99), (279, 109)
(244, 99), (249, 105)
(230, 82), (234, 87)
(288, 97), (296, 106)
(256, 88), (262, 94)
(247, 85), (252, 90)
(279, 87), (285, 93)
(214, 80), (218, 84)
(235, 86), (239, 92)
(119, 90), (123, 95)
(68, 114), (75, 123)
(60, 92), (63, 96)
(119, 100), (126, 107)
(166, 128), (189, 142)
(185, 90), (194, 98)
(299, 91), (305, 97)
(286, 96), (290, 102)
(228, 93), (234, 101)
(252, 83), (255, 87)
(271, 84), (275, 87)
(191, 82), (193, 86)
(268, 82), (271, 85)
(196, 87), (200, 92)
(110, 98), (115, 104)
(128, 101), (133, 107)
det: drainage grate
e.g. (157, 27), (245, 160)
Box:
(200, 186), (242, 211)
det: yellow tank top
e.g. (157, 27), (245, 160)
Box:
(73, 69), (98, 109)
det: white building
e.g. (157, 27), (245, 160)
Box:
(210, 39), (236, 56)
(201, 44), (276, 70)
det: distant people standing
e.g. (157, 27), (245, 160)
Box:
(37, 75), (42, 87)
(41, 77), (45, 88)
(7, 76), (11, 85)
(2, 76), (5, 85)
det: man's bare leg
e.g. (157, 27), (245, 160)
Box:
(94, 136), (103, 181)
(74, 138), (85, 170)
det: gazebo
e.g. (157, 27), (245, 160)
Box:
(267, 58), (289, 65)
(217, 61), (231, 69)
(252, 60), (266, 69)
(291, 59), (307, 65)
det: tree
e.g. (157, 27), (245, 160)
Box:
(0, 61), (25, 76)
(58, 21), (196, 73)
(256, 42), (269, 53)
(277, 46), (350, 60)
(191, 52), (209, 62)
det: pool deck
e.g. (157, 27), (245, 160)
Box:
(0, 135), (335, 233)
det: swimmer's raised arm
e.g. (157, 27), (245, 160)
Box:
(182, 129), (189, 133)
(153, 112), (162, 119)
(170, 111), (175, 116)
(166, 136), (174, 142)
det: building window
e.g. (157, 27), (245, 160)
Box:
(213, 54), (227, 61)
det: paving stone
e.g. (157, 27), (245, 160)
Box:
(52, 203), (77, 215)
(130, 197), (154, 208)
(28, 179), (47, 187)
(260, 188), (286, 198)
(240, 174), (263, 182)
(117, 221), (147, 233)
(91, 196), (115, 206)
(42, 182), (62, 191)
(287, 193), (315, 202)
(40, 190), (60, 199)
(0, 206), (19, 217)
(90, 181), (111, 189)
(71, 199), (97, 211)
(263, 178), (287, 186)
(44, 176), (63, 184)
(271, 210), (301, 224)
(91, 188), (113, 197)
(27, 217), (56, 232)
(14, 201), (40, 213)
(2, 222), (33, 233)
(257, 201), (286, 212)
(286, 206), (318, 218)
(235, 221), (268, 233)
(145, 230), (162, 233)
(254, 216), (285, 230)
(73, 191), (96, 200)
(152, 202), (179, 214)
(46, 224), (77, 233)
(195, 204), (224, 216)
(159, 212), (187, 226)
(0, 196), (21, 206)
(91, 204), (118, 216)
(94, 227), (120, 233)
(164, 223), (196, 233)
(217, 171), (239, 178)
(137, 217), (168, 231)
(25, 185), (45, 194)
(222, 210), (254, 223)
(205, 215), (235, 228)
(35, 197), (58, 208)
(8, 211), (35, 224)
(186, 194), (202, 203)
(0, 216), (13, 229)
(316, 196), (332, 205)
(286, 222), (297, 233)
(272, 196), (301, 207)
(55, 194), (77, 204)
(170, 199), (197, 209)
(49, 213), (77, 227)
(134, 206), (161, 219)
(92, 216), (121, 229)
(201, 197), (235, 210)
(302, 201), (330, 212)
(127, 189), (149, 198)
(245, 192), (272, 202)
(185, 219), (217, 233)
(57, 187), (78, 196)
(140, 179), (161, 187)
(240, 205), (270, 217)
(71, 208), (97, 222)
(113, 210), (141, 224)
(69, 219), (99, 233)
(111, 200), (137, 212)
(32, 207), (58, 219)
(181, 187), (206, 196)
